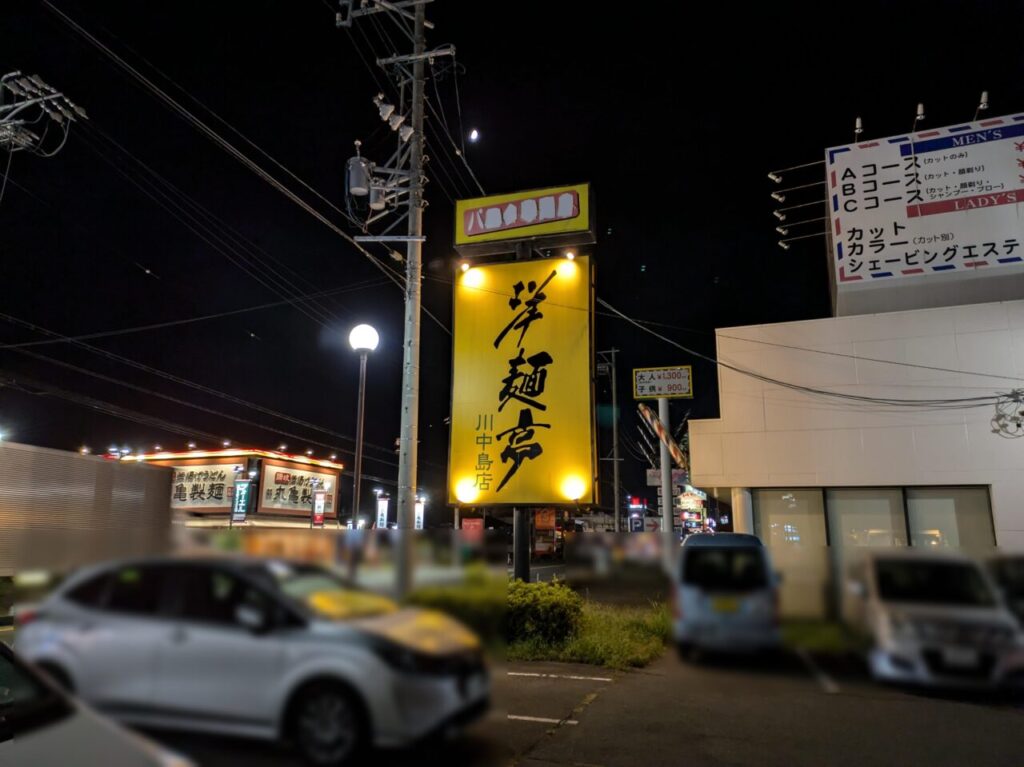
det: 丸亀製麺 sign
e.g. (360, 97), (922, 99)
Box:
(171, 463), (234, 509)
(826, 112), (1024, 288)
(448, 257), (596, 505)
(633, 365), (693, 399)
(258, 464), (336, 517)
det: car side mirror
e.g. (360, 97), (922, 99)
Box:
(846, 580), (866, 598)
(235, 604), (270, 634)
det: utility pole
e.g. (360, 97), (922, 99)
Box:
(610, 349), (620, 532)
(598, 348), (621, 532)
(395, 0), (427, 598)
(338, 1), (452, 599)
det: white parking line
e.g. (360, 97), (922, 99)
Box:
(507, 715), (579, 725)
(507, 672), (613, 683)
(796, 648), (840, 694)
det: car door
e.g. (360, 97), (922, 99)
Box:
(153, 564), (286, 729)
(68, 563), (168, 714)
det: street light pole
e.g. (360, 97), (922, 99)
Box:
(349, 323), (379, 527)
(352, 349), (368, 525)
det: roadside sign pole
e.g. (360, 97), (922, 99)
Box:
(658, 397), (674, 566)
(610, 348), (621, 533)
(513, 506), (530, 581)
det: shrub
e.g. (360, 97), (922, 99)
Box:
(506, 579), (583, 644)
(506, 600), (671, 670)
(406, 573), (506, 641)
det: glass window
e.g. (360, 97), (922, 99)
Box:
(683, 548), (767, 592)
(906, 487), (995, 551)
(66, 572), (110, 608)
(826, 489), (907, 549)
(106, 565), (164, 616)
(0, 649), (72, 737)
(754, 489), (828, 617)
(171, 567), (272, 628)
(875, 558), (996, 607)
(754, 489), (826, 548)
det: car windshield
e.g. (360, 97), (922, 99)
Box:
(683, 548), (768, 592)
(875, 559), (996, 607)
(253, 561), (398, 620)
(989, 557), (1024, 597)
(0, 650), (71, 739)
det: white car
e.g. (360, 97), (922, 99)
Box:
(0, 641), (193, 766)
(847, 550), (1024, 689)
(15, 555), (490, 766)
(672, 533), (781, 656)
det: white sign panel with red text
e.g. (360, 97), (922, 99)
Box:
(827, 113), (1024, 289)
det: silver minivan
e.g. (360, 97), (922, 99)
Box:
(848, 550), (1024, 689)
(672, 533), (781, 656)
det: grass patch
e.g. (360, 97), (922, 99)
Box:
(507, 600), (670, 670)
(782, 620), (865, 654)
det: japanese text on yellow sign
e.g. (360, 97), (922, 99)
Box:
(449, 257), (595, 505)
(454, 183), (591, 246)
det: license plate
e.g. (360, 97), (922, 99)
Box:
(711, 597), (740, 614)
(942, 646), (979, 667)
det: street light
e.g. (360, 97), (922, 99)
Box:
(349, 323), (379, 526)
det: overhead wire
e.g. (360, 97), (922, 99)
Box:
(8, 346), (402, 468)
(42, 1), (454, 336)
(0, 371), (224, 442)
(0, 148), (12, 207)
(424, 268), (1024, 388)
(0, 310), (404, 462)
(596, 296), (1004, 410)
(0, 279), (391, 350)
(76, 126), (339, 330)
(81, 121), (362, 327)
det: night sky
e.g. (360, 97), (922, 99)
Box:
(2, 1), (1022, 522)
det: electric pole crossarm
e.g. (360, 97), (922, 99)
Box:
(340, 0), (436, 30)
(376, 46), (454, 67)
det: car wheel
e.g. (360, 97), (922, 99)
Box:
(37, 663), (73, 694)
(291, 683), (366, 767)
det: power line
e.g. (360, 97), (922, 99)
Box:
(0, 371), (223, 442)
(41, 2), (457, 336)
(9, 346), (404, 468)
(0, 310), (403, 460)
(75, 127), (339, 330)
(0, 148), (13, 207)
(0, 279), (390, 350)
(595, 296), (1004, 410)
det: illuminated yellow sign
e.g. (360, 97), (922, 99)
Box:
(454, 183), (592, 247)
(448, 257), (596, 506)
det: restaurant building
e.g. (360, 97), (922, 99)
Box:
(125, 448), (344, 528)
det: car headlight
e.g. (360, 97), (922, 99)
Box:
(371, 638), (426, 673)
(362, 634), (482, 676)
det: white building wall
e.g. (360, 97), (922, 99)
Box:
(691, 300), (1024, 561)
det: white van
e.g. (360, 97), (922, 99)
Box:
(672, 533), (781, 656)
